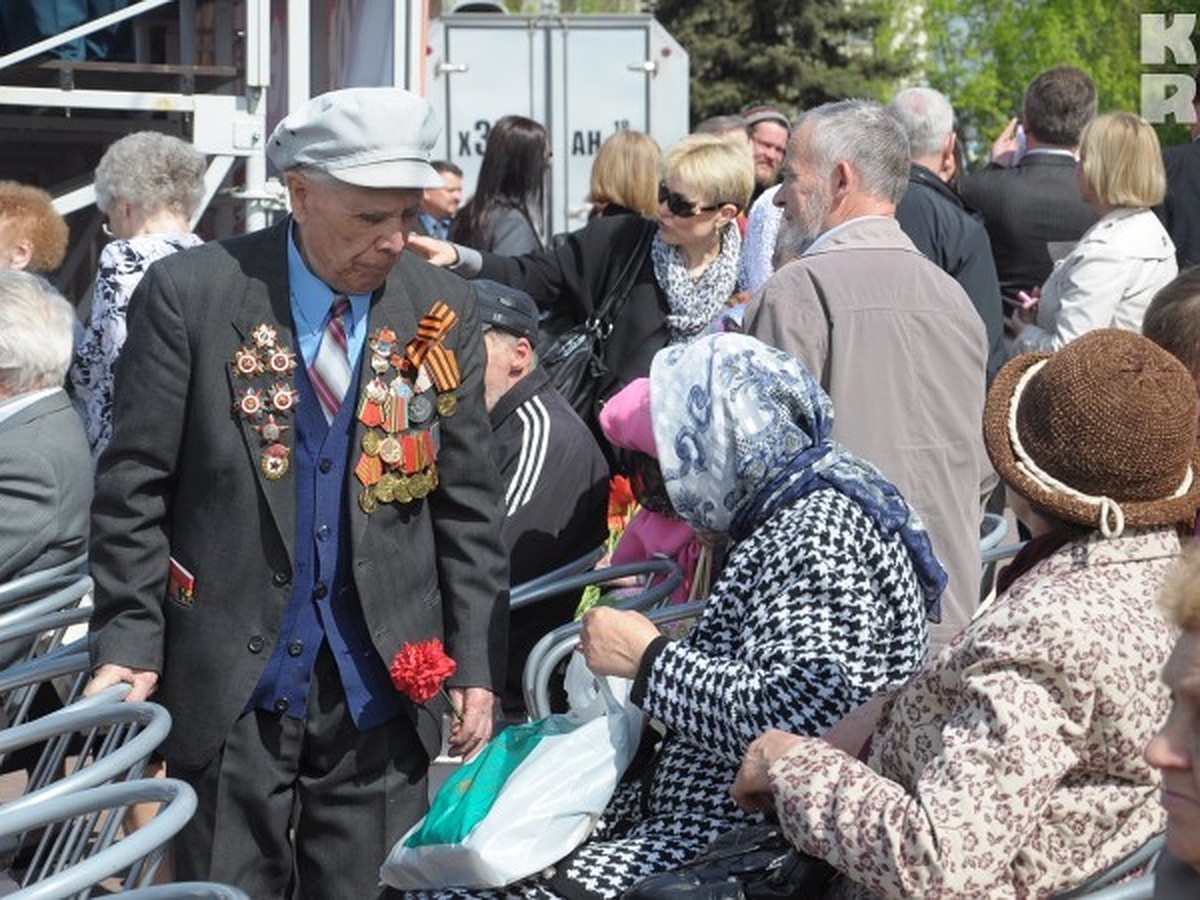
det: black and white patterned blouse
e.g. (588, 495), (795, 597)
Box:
(426, 487), (928, 900)
(71, 233), (202, 460)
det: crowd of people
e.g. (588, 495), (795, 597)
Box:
(2, 56), (1200, 899)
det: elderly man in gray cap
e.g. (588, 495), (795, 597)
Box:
(84, 87), (508, 897)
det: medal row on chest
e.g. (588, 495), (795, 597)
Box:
(227, 307), (462, 504)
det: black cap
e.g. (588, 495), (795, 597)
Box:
(473, 280), (540, 347)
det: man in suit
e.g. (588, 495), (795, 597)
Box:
(745, 100), (994, 652)
(85, 88), (508, 898)
(959, 66), (1098, 310)
(1156, 64), (1200, 270)
(887, 88), (1005, 383)
(416, 160), (463, 240)
(0, 270), (90, 585)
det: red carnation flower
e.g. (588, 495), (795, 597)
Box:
(390, 637), (457, 704)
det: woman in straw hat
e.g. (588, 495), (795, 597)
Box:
(728, 328), (1198, 898)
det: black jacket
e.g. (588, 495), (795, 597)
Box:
(477, 215), (666, 411)
(959, 152), (1097, 307)
(897, 164), (1006, 382)
(1156, 138), (1200, 270)
(488, 365), (609, 709)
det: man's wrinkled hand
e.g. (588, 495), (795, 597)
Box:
(85, 664), (159, 703)
(446, 686), (496, 760)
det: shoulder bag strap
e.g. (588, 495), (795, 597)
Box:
(586, 219), (656, 337)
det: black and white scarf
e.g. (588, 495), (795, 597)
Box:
(651, 222), (741, 343)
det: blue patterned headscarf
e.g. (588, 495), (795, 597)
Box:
(649, 333), (947, 616)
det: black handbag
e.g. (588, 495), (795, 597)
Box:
(621, 824), (839, 900)
(539, 220), (655, 423)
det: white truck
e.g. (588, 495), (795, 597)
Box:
(426, 9), (689, 237)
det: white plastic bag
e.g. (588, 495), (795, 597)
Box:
(380, 656), (643, 890)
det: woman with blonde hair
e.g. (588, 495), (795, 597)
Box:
(1010, 111), (1177, 354)
(587, 130), (662, 219)
(411, 134), (753, 432)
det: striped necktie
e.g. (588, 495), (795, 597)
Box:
(309, 295), (352, 423)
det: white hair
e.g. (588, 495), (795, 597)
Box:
(885, 88), (955, 159)
(799, 100), (911, 206)
(0, 270), (76, 395)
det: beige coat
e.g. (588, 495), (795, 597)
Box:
(745, 216), (993, 649)
(768, 527), (1176, 899)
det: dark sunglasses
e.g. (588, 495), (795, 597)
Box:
(658, 182), (721, 218)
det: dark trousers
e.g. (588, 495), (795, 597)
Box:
(172, 644), (428, 899)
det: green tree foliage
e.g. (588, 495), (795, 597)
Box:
(653, 0), (919, 124)
(922, 0), (1196, 157)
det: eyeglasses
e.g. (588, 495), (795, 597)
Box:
(658, 182), (721, 218)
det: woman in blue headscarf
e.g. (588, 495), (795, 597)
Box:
(422, 332), (939, 900)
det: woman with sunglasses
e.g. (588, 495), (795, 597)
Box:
(408, 134), (753, 431)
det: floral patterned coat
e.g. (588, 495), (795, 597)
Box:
(768, 526), (1178, 899)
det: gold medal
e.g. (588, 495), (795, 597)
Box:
(410, 470), (430, 499)
(436, 392), (457, 417)
(394, 475), (414, 503)
(359, 485), (378, 513)
(362, 430), (383, 457)
(376, 473), (396, 504)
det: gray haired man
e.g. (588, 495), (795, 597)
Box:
(745, 100), (994, 652)
(0, 270), (90, 585)
(887, 87), (1005, 382)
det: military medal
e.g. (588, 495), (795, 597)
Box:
(234, 347), (263, 376)
(268, 347), (298, 375)
(261, 442), (290, 479)
(268, 383), (298, 413)
(408, 392), (434, 426)
(378, 436), (403, 466)
(354, 305), (461, 513)
(251, 323), (278, 348)
(237, 388), (264, 417)
(233, 323), (298, 482)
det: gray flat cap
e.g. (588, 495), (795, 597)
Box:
(267, 88), (444, 189)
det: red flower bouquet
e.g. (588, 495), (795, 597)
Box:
(389, 638), (461, 719)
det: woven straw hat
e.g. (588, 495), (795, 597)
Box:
(984, 329), (1200, 536)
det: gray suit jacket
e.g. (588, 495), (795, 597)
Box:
(87, 219), (509, 769)
(0, 389), (91, 584)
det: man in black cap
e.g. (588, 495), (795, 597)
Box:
(475, 279), (609, 714)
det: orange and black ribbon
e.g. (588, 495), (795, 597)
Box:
(405, 301), (458, 370)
